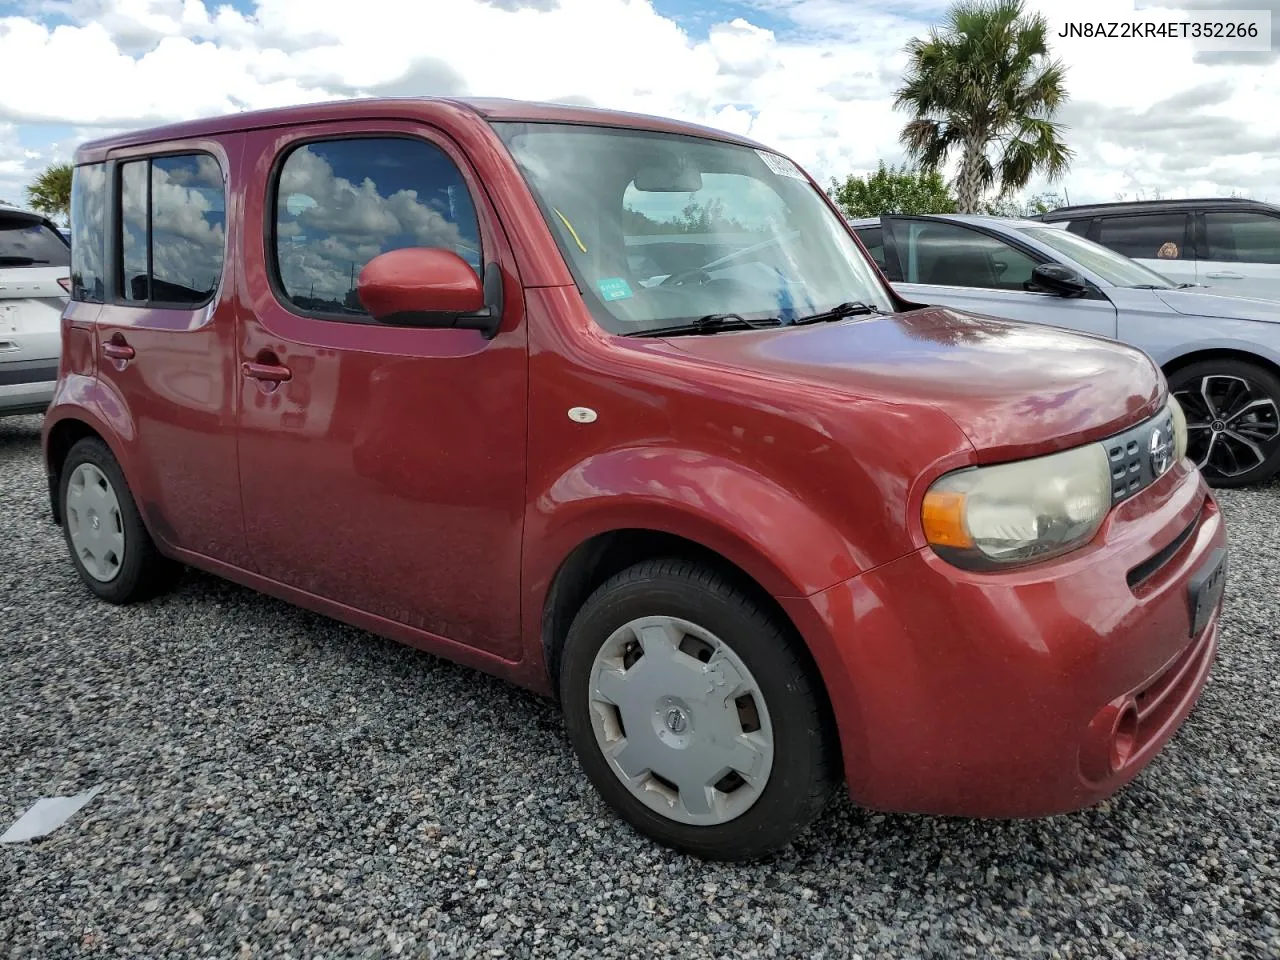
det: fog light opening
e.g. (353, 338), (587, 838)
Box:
(1110, 705), (1139, 773)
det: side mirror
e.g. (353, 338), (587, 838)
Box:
(357, 247), (502, 337)
(1026, 262), (1088, 298)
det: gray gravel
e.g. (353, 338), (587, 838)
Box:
(2, 413), (1278, 960)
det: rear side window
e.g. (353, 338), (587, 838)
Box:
(120, 161), (149, 302)
(1203, 211), (1280, 264)
(70, 162), (107, 302)
(0, 214), (70, 268)
(271, 136), (482, 321)
(1094, 214), (1190, 261)
(116, 152), (226, 307)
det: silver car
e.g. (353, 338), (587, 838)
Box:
(1, 205), (69, 417)
(849, 214), (1280, 487)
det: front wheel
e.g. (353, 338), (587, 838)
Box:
(559, 559), (838, 861)
(1168, 359), (1280, 488)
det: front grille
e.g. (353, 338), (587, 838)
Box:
(1103, 408), (1177, 505)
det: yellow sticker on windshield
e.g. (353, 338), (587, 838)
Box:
(553, 208), (587, 253)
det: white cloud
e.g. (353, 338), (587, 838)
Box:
(1, 0), (1277, 207)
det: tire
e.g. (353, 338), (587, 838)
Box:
(1168, 358), (1280, 488)
(559, 558), (838, 861)
(59, 437), (179, 603)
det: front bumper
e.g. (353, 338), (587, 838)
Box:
(782, 459), (1225, 818)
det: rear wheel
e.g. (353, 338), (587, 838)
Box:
(60, 437), (178, 603)
(559, 559), (837, 861)
(1168, 359), (1280, 488)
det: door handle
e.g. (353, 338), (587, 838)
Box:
(101, 340), (135, 361)
(1204, 271), (1243, 280)
(241, 360), (292, 383)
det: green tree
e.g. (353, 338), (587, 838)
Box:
(25, 161), (73, 222)
(894, 0), (1073, 214)
(982, 190), (1066, 217)
(1113, 187), (1166, 202)
(828, 161), (957, 217)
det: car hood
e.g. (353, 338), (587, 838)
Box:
(1154, 288), (1280, 323)
(657, 306), (1163, 463)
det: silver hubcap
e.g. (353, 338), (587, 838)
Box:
(65, 463), (125, 582)
(1175, 375), (1280, 479)
(587, 615), (774, 826)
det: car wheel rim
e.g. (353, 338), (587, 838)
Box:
(1175, 374), (1280, 479)
(65, 463), (126, 582)
(587, 615), (775, 826)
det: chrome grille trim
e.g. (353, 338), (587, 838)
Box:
(1104, 407), (1176, 505)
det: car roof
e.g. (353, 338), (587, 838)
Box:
(74, 96), (777, 163)
(1038, 197), (1280, 221)
(0, 202), (51, 223)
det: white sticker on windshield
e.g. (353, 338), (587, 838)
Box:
(756, 150), (807, 181)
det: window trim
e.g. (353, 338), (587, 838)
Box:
(880, 215), (1110, 301)
(1087, 212), (1192, 262)
(110, 149), (228, 311)
(264, 131), (485, 326)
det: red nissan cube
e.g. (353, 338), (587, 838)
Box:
(43, 97), (1227, 860)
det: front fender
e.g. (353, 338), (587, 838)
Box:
(526, 446), (868, 603)
(1146, 330), (1280, 371)
(519, 445), (915, 728)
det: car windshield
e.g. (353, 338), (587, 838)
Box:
(491, 121), (893, 334)
(1016, 225), (1175, 289)
(0, 213), (70, 267)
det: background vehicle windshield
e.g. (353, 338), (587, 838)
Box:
(492, 122), (893, 334)
(1017, 225), (1175, 289)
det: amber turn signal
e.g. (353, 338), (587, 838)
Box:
(921, 490), (974, 549)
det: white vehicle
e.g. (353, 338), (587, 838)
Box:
(1037, 198), (1280, 302)
(0, 206), (70, 417)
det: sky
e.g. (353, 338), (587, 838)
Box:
(1, 0), (1278, 211)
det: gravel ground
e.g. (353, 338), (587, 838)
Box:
(2, 412), (1278, 960)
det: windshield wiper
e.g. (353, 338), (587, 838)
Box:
(624, 313), (784, 338)
(0, 257), (50, 266)
(790, 301), (881, 325)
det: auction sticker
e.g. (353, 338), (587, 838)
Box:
(756, 150), (807, 180)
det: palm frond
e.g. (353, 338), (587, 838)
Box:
(892, 0), (1072, 203)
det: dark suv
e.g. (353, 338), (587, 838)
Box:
(1038, 198), (1280, 301)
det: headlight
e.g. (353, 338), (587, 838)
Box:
(1167, 394), (1188, 462)
(922, 443), (1111, 569)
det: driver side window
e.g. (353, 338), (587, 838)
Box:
(898, 219), (1038, 291)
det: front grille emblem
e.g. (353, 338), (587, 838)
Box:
(1148, 421), (1174, 477)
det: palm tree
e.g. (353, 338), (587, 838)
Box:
(25, 161), (73, 222)
(894, 0), (1072, 214)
